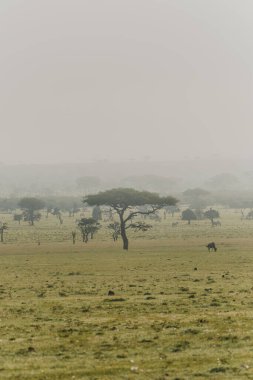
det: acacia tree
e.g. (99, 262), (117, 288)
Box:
(204, 208), (220, 225)
(77, 218), (100, 243)
(108, 222), (121, 242)
(182, 208), (197, 224)
(18, 198), (45, 226)
(84, 188), (177, 250)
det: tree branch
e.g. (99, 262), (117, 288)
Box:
(124, 206), (161, 223)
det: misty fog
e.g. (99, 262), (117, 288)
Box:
(0, 0), (253, 202)
(1, 0), (253, 165)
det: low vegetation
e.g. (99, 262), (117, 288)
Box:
(0, 207), (252, 378)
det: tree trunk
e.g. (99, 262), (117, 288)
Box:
(119, 216), (128, 250)
(31, 210), (34, 226)
(121, 231), (128, 250)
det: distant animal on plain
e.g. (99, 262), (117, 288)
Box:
(212, 221), (221, 227)
(172, 222), (179, 227)
(206, 242), (217, 252)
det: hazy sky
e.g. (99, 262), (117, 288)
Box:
(1, 0), (253, 164)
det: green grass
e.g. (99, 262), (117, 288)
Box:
(0, 210), (253, 378)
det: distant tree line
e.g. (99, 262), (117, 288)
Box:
(0, 196), (83, 213)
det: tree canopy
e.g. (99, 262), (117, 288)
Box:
(182, 209), (197, 224)
(18, 197), (45, 211)
(84, 188), (176, 210)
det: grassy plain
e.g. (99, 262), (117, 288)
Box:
(1, 209), (253, 379)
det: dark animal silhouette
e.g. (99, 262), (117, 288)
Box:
(206, 242), (217, 252)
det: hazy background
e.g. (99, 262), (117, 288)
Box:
(1, 0), (253, 164)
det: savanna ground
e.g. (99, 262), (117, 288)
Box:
(1, 209), (253, 379)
